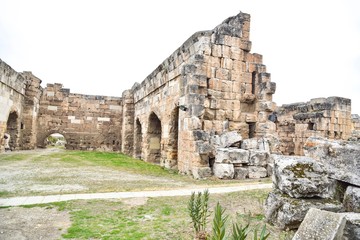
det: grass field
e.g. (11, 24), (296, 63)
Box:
(0, 149), (293, 239)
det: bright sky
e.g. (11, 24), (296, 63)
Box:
(1, 0), (359, 113)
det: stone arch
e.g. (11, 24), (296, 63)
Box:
(164, 107), (179, 169)
(147, 112), (162, 163)
(134, 118), (143, 159)
(6, 111), (20, 150)
(37, 130), (70, 149)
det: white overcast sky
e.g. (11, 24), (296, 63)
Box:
(1, 0), (359, 113)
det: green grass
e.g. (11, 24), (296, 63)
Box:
(20, 189), (293, 240)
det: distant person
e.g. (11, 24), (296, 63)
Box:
(4, 133), (10, 151)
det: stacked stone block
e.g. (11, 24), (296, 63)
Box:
(0, 59), (27, 151)
(37, 83), (123, 151)
(265, 138), (360, 230)
(276, 97), (352, 155)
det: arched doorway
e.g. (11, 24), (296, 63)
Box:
(166, 108), (179, 169)
(6, 111), (20, 150)
(45, 133), (67, 149)
(134, 119), (142, 159)
(147, 112), (161, 163)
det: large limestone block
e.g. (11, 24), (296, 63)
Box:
(228, 148), (250, 164)
(213, 163), (234, 179)
(304, 137), (360, 186)
(272, 155), (336, 199)
(248, 166), (267, 178)
(210, 131), (242, 148)
(215, 148), (230, 163)
(234, 167), (248, 179)
(249, 150), (269, 166)
(241, 138), (258, 149)
(264, 190), (343, 230)
(343, 186), (360, 213)
(292, 208), (346, 240)
(343, 213), (360, 240)
(192, 167), (212, 180)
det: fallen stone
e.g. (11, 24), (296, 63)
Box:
(343, 212), (360, 240)
(248, 150), (269, 166)
(292, 208), (346, 240)
(264, 190), (343, 230)
(272, 155), (336, 199)
(192, 167), (212, 180)
(213, 163), (234, 179)
(304, 137), (360, 187)
(343, 186), (360, 213)
(248, 166), (267, 179)
(234, 167), (248, 179)
(241, 138), (258, 150)
(215, 148), (230, 163)
(210, 131), (242, 148)
(228, 148), (249, 164)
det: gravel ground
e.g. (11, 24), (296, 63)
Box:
(0, 148), (192, 197)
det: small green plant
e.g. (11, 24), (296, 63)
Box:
(211, 202), (228, 240)
(230, 223), (249, 240)
(253, 224), (270, 240)
(188, 189), (210, 239)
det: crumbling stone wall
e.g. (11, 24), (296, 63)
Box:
(0, 59), (41, 151)
(37, 83), (123, 151)
(130, 12), (277, 177)
(276, 97), (352, 155)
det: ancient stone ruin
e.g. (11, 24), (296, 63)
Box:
(265, 137), (360, 238)
(1, 11), (359, 182)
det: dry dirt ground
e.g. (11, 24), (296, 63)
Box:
(0, 148), (197, 197)
(0, 207), (70, 240)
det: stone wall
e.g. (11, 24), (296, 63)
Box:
(0, 59), (27, 151)
(1, 12), (359, 180)
(37, 83), (123, 151)
(276, 97), (352, 155)
(130, 12), (277, 177)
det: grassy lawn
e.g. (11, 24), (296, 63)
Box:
(28, 189), (293, 240)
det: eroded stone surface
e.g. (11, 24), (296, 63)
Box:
(304, 137), (360, 186)
(272, 155), (336, 199)
(292, 208), (346, 240)
(264, 190), (343, 230)
(343, 186), (360, 213)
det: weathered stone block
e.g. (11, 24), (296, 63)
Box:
(248, 150), (269, 166)
(264, 190), (343, 230)
(343, 213), (360, 240)
(292, 208), (346, 240)
(248, 166), (267, 178)
(210, 131), (242, 148)
(241, 138), (258, 150)
(213, 163), (234, 179)
(272, 155), (337, 199)
(215, 148), (230, 163)
(192, 167), (212, 180)
(304, 137), (360, 186)
(343, 186), (360, 213)
(234, 167), (248, 179)
(228, 148), (250, 164)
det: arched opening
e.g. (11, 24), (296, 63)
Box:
(147, 112), (161, 164)
(45, 133), (67, 149)
(135, 119), (142, 159)
(166, 108), (179, 169)
(5, 111), (19, 150)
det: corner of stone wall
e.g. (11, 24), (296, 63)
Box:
(121, 90), (134, 155)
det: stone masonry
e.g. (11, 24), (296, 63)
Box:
(1, 11), (358, 179)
